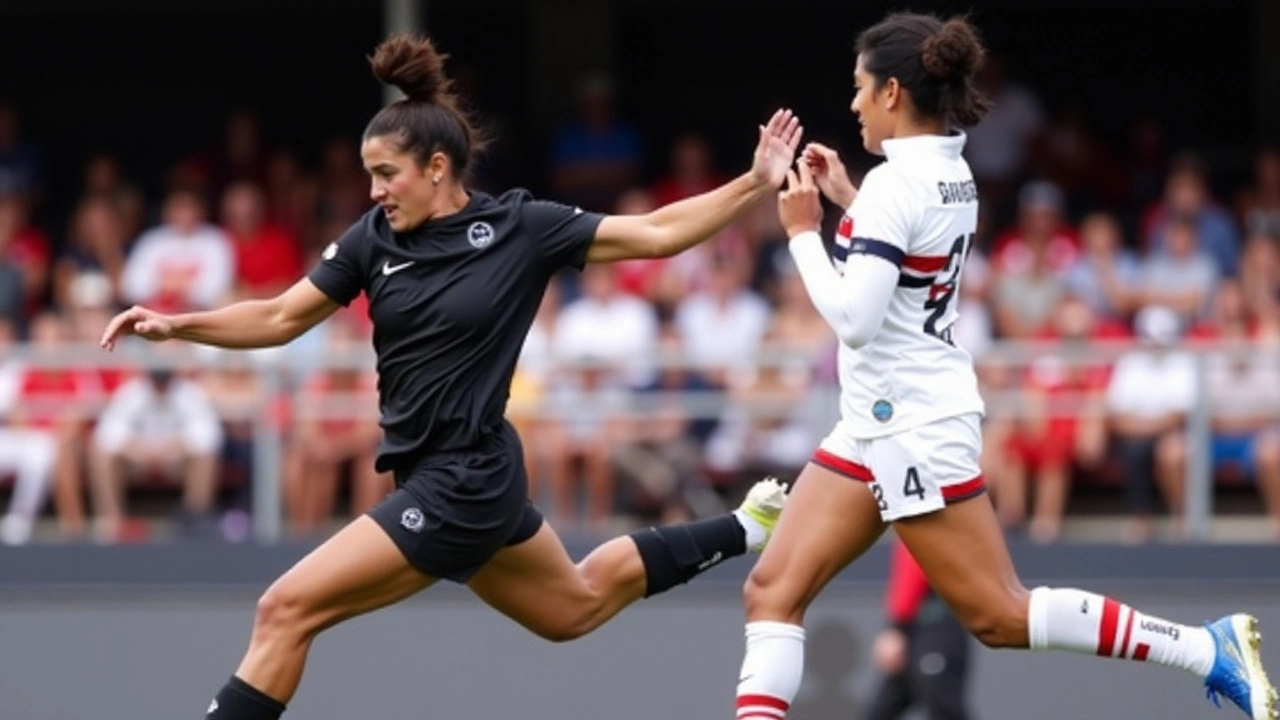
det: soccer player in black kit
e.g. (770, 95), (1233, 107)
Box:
(100, 35), (801, 720)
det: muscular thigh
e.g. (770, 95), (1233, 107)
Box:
(466, 521), (631, 639)
(270, 515), (436, 632)
(747, 462), (886, 621)
(892, 497), (1025, 632)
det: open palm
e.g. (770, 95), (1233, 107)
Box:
(751, 109), (804, 189)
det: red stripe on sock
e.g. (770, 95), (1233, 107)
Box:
(737, 695), (789, 711)
(1097, 598), (1120, 657)
(811, 450), (873, 482)
(1118, 607), (1136, 658)
(1133, 643), (1150, 661)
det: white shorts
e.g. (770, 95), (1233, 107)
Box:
(812, 413), (985, 522)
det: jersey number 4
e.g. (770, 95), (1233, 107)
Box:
(922, 232), (974, 345)
(871, 467), (927, 511)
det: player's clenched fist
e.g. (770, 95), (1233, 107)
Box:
(777, 160), (823, 238)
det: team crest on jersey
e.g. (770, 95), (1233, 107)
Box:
(467, 221), (495, 249)
(400, 507), (425, 533)
(871, 399), (894, 423)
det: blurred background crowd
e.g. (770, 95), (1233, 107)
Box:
(1, 1), (1278, 547)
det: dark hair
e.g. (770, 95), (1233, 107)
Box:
(364, 34), (486, 178)
(856, 13), (990, 128)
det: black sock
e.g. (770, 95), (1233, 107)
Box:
(206, 675), (286, 720)
(629, 513), (747, 597)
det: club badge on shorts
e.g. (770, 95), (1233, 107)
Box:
(400, 507), (425, 533)
(872, 399), (894, 423)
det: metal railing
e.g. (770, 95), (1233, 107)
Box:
(3, 337), (1275, 543)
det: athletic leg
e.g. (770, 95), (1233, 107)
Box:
(735, 453), (888, 720)
(206, 515), (434, 719)
(895, 496), (1277, 719)
(466, 477), (788, 641)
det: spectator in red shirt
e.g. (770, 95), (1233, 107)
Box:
(989, 180), (1079, 276)
(221, 181), (303, 299)
(12, 313), (104, 540)
(999, 296), (1122, 543)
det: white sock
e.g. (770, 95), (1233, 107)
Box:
(733, 510), (767, 551)
(736, 621), (804, 719)
(1028, 587), (1216, 677)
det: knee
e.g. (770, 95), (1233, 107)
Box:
(955, 586), (1030, 649)
(253, 579), (319, 643)
(743, 562), (802, 622)
(532, 599), (602, 644)
(535, 619), (590, 644)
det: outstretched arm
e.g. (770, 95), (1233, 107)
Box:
(585, 109), (803, 263)
(101, 277), (341, 351)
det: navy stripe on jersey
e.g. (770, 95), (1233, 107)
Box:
(897, 274), (936, 288)
(846, 237), (906, 268)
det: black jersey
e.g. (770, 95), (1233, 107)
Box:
(308, 189), (605, 472)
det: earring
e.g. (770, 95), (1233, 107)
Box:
(432, 176), (441, 185)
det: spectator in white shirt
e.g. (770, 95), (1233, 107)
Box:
(1106, 305), (1198, 542)
(674, 256), (771, 385)
(552, 264), (658, 388)
(89, 367), (223, 542)
(121, 188), (234, 313)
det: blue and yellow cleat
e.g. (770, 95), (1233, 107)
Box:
(1205, 614), (1279, 720)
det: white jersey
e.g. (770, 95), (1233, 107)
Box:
(828, 133), (984, 438)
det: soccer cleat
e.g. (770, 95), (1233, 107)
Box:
(1204, 614), (1279, 720)
(737, 477), (789, 552)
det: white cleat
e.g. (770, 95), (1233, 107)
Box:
(737, 477), (789, 552)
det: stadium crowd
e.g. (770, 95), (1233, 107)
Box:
(0, 57), (1278, 546)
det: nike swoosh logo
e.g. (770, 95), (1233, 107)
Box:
(382, 260), (414, 276)
(697, 551), (723, 571)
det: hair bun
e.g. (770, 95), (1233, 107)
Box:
(920, 18), (985, 80)
(369, 34), (451, 104)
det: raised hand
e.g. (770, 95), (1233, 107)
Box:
(750, 109), (804, 189)
(802, 142), (857, 209)
(777, 159), (824, 238)
(100, 305), (176, 352)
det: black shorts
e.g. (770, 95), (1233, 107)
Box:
(367, 420), (544, 582)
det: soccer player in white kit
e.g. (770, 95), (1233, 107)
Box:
(732, 12), (1277, 720)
